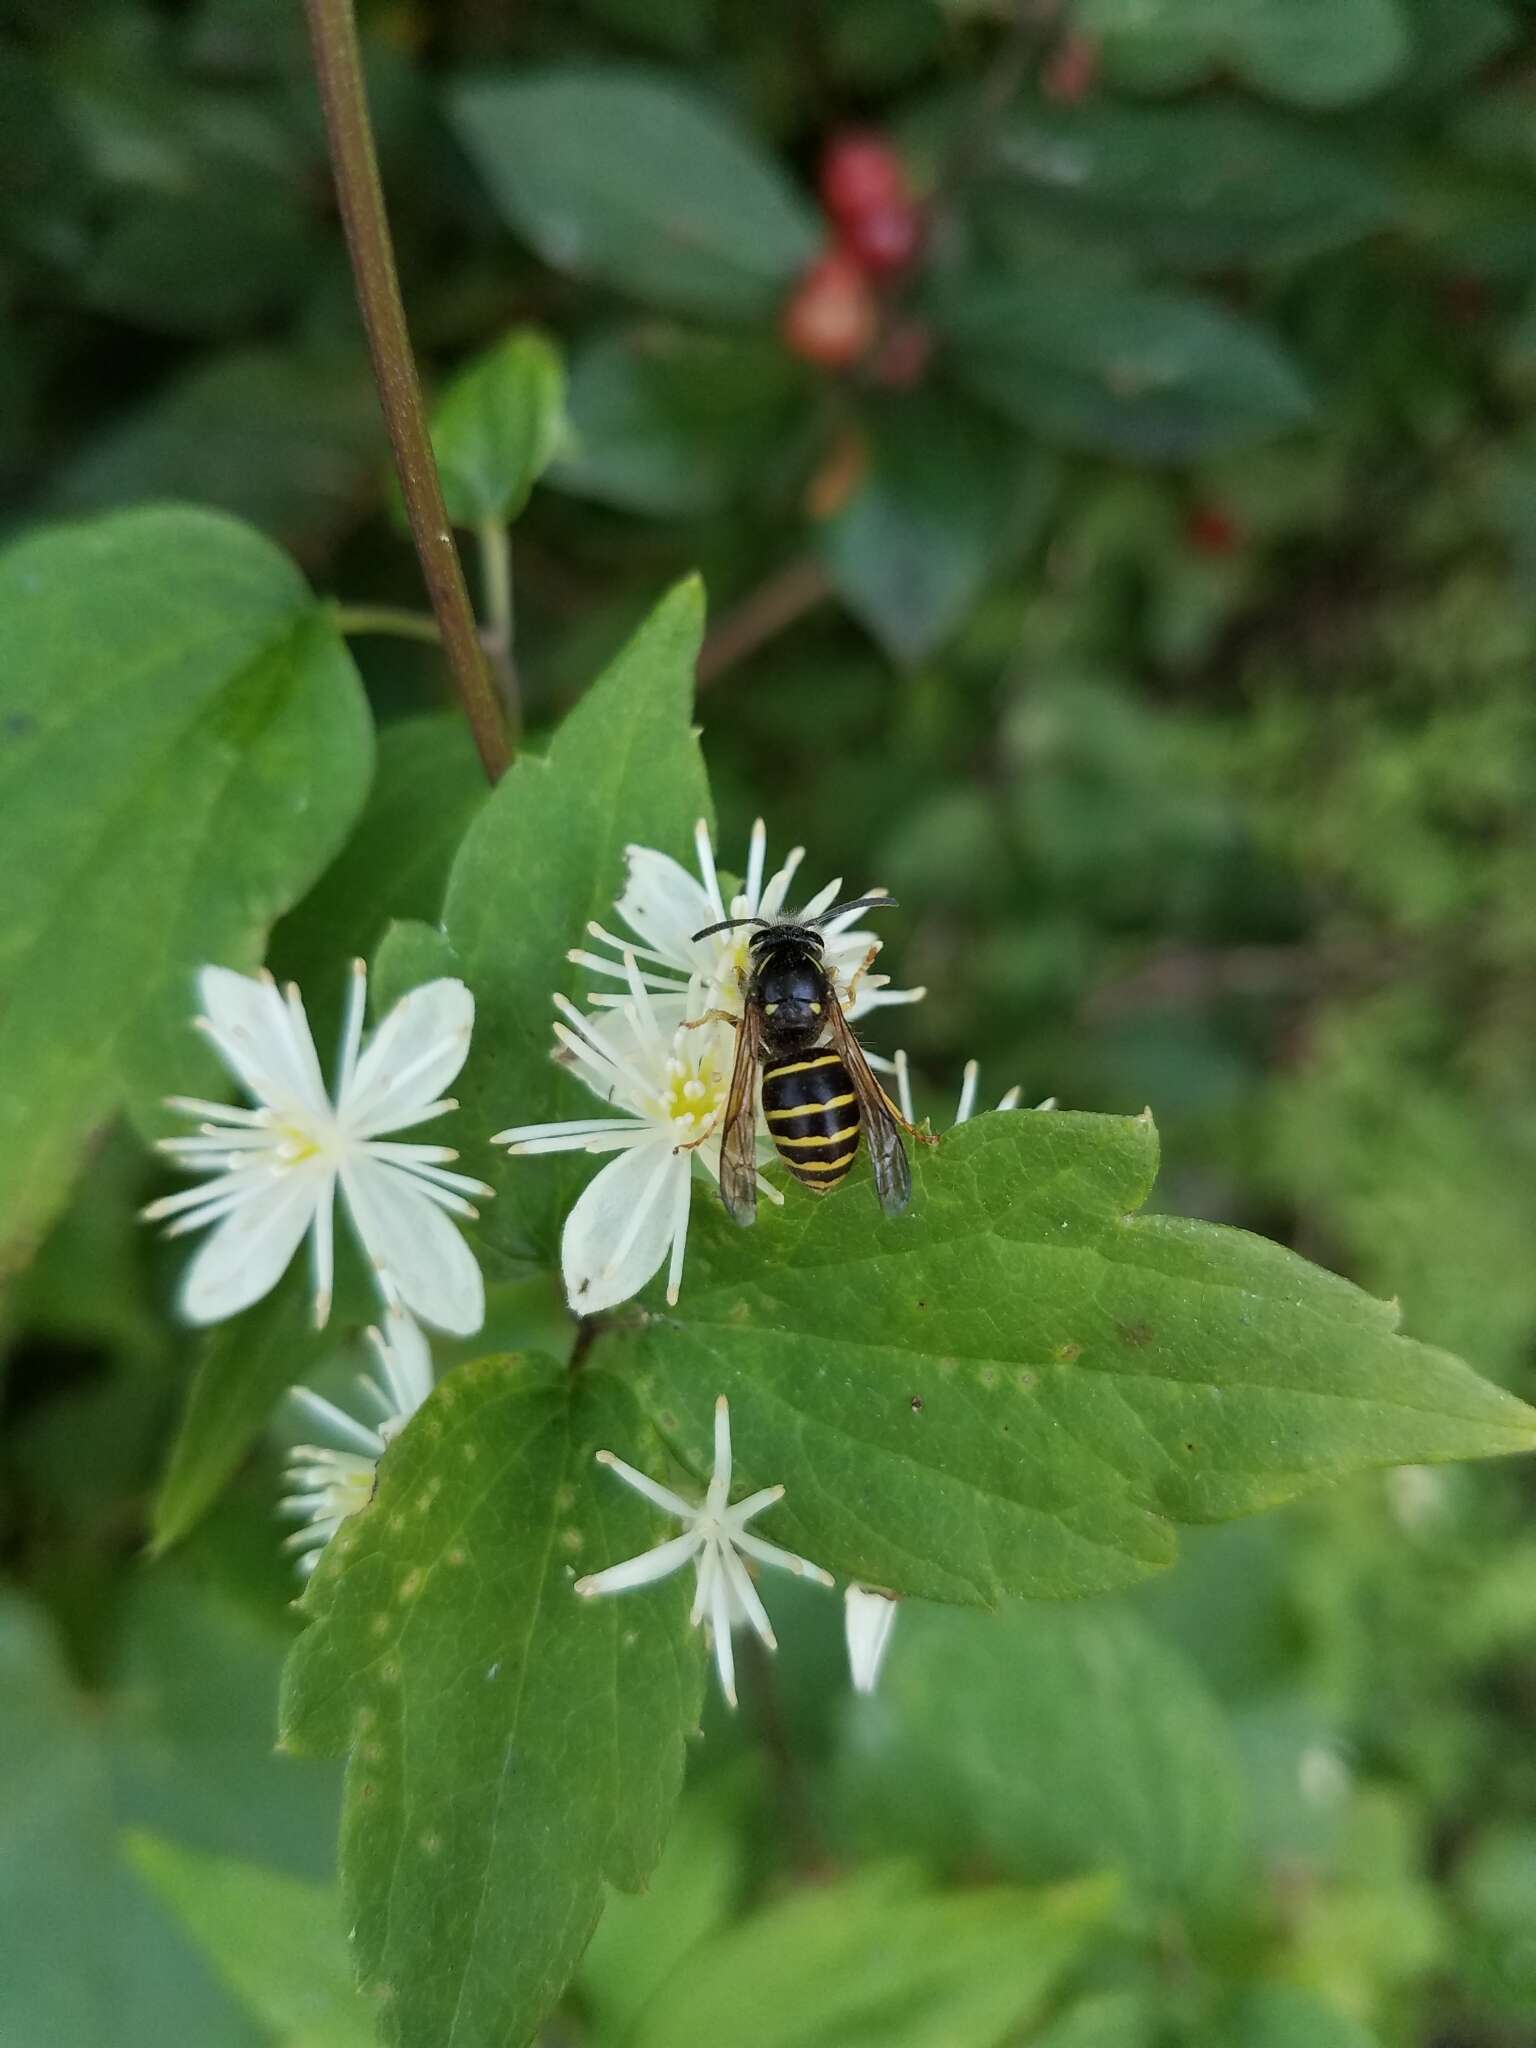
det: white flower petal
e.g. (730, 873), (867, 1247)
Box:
(559, 1141), (683, 1316)
(179, 1169), (324, 1324)
(366, 1308), (434, 1416)
(615, 845), (717, 959)
(341, 1158), (484, 1335)
(197, 966), (326, 1116)
(344, 978), (474, 1130)
(574, 1529), (703, 1597)
(845, 1585), (900, 1695)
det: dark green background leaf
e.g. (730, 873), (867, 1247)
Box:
(943, 279), (1314, 462)
(450, 67), (819, 321)
(840, 1602), (1247, 1912)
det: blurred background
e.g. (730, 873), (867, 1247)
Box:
(5, 0), (1536, 2043)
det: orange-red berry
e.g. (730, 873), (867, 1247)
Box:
(781, 249), (879, 368)
(819, 130), (909, 228)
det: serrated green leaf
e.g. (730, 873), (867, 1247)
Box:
(280, 1355), (703, 2048)
(1072, 0), (1410, 109)
(629, 1862), (1116, 2048)
(619, 1112), (1535, 1605)
(449, 67), (819, 322)
(839, 1602), (1247, 1912)
(431, 329), (567, 528)
(124, 1834), (374, 2048)
(943, 278), (1313, 463)
(0, 506), (374, 1279)
(418, 576), (712, 1266)
(986, 98), (1394, 267)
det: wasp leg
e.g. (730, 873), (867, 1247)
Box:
(679, 1007), (741, 1032)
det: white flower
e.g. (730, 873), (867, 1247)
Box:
(575, 1394), (833, 1708)
(279, 1309), (434, 1576)
(892, 1050), (1055, 1129)
(492, 953), (782, 1315)
(568, 818), (925, 1029)
(143, 964), (489, 1334)
(845, 1584), (900, 1694)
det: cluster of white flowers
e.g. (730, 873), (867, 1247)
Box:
(496, 819), (924, 1314)
(144, 960), (488, 1576)
(143, 821), (1040, 1691)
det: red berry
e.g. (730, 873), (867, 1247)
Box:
(840, 200), (924, 277)
(781, 250), (878, 369)
(1042, 30), (1101, 106)
(819, 130), (909, 229)
(1185, 504), (1242, 557)
(871, 318), (933, 390)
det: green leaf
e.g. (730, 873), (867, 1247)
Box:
(839, 1602), (1247, 1912)
(0, 506), (374, 1278)
(578, 1779), (744, 2037)
(628, 1863), (1116, 2048)
(818, 396), (1048, 665)
(1072, 0), (1410, 109)
(417, 576), (711, 1266)
(280, 1355), (703, 2048)
(553, 326), (807, 518)
(985, 98), (1394, 267)
(1187, 1985), (1381, 2048)
(269, 714), (489, 1056)
(124, 1834), (375, 2048)
(151, 1271), (335, 1557)
(1031, 1991), (1161, 2048)
(620, 1112), (1536, 1606)
(942, 277), (1313, 463)
(449, 67), (819, 322)
(44, 350), (386, 557)
(0, 1594), (119, 2046)
(431, 328), (567, 528)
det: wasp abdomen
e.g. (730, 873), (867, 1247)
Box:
(761, 1050), (861, 1192)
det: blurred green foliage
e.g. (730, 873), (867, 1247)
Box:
(5, 0), (1536, 2042)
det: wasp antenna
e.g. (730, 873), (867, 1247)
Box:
(820, 894), (898, 925)
(691, 915), (766, 942)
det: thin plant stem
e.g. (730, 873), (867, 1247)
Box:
(302, 0), (509, 783)
(331, 604), (443, 646)
(696, 556), (834, 688)
(476, 517), (521, 743)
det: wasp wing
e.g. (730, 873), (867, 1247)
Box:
(826, 1000), (912, 1217)
(715, 1003), (764, 1227)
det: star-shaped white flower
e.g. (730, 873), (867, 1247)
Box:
(492, 951), (781, 1315)
(845, 1583), (901, 1694)
(568, 818), (925, 1029)
(280, 1308), (434, 1576)
(143, 963), (488, 1333)
(575, 1395), (833, 1708)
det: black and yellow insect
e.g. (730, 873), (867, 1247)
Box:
(691, 898), (919, 1226)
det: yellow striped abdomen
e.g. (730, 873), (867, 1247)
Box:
(761, 1050), (860, 1193)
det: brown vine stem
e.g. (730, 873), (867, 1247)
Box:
(303, 0), (510, 783)
(695, 556), (834, 689)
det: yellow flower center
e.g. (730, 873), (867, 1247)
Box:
(659, 1041), (731, 1142)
